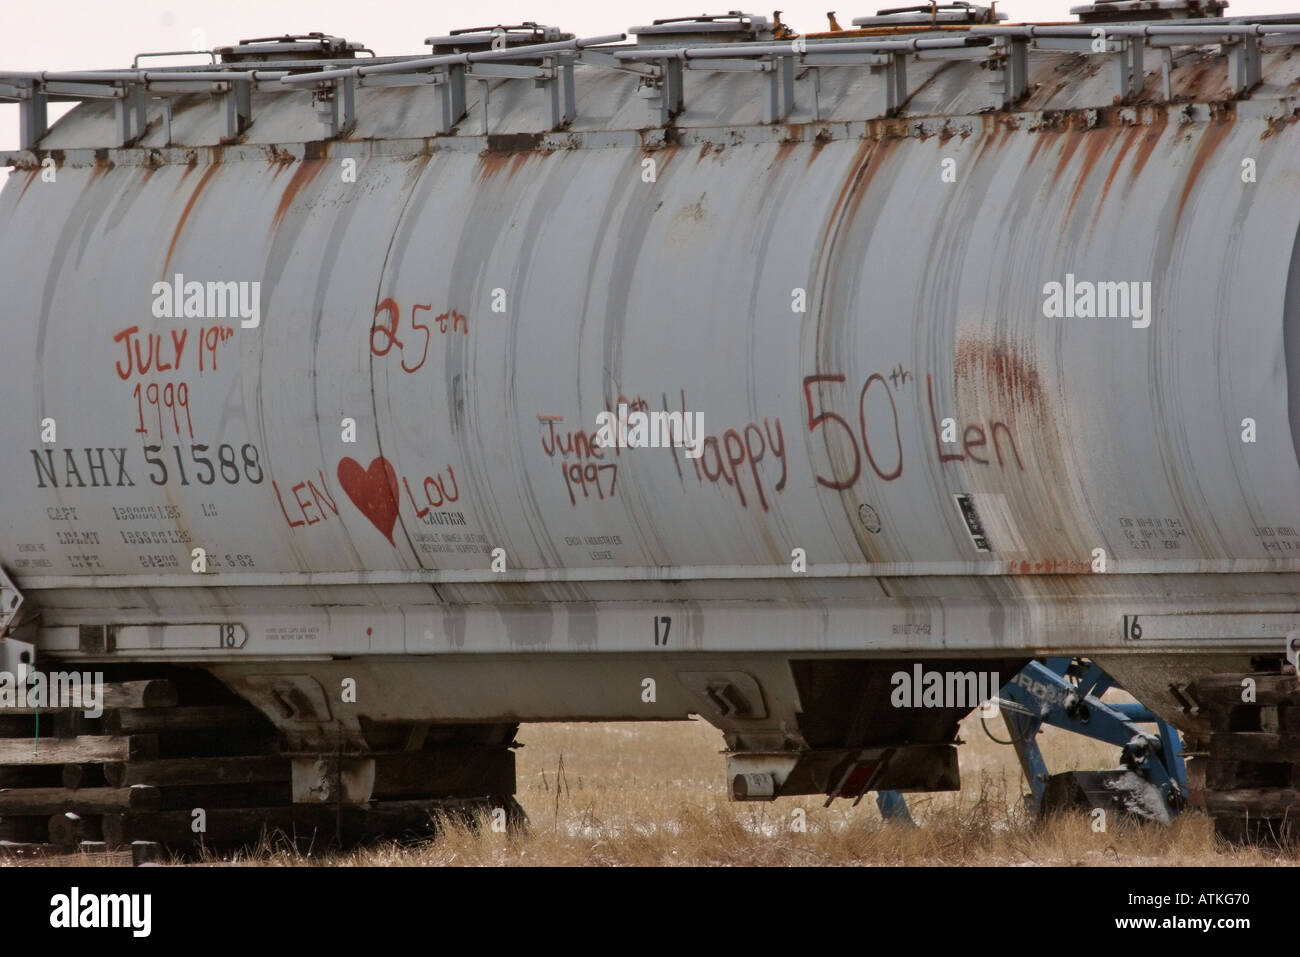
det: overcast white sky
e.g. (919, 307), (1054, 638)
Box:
(1, 0), (1297, 162)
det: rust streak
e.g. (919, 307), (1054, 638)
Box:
(1027, 126), (1060, 168)
(1066, 127), (1118, 214)
(1176, 114), (1235, 223)
(162, 163), (221, 275)
(267, 146), (296, 177)
(477, 151), (513, 181)
(1050, 127), (1085, 186)
(652, 143), (680, 178)
(477, 147), (538, 182)
(1098, 125), (1140, 203)
(1065, 127), (1119, 216)
(958, 120), (1014, 191)
(806, 128), (833, 166)
(772, 139), (799, 167)
(1083, 124), (1144, 232)
(273, 159), (325, 227)
(1126, 107), (1168, 183)
(816, 138), (878, 261)
(843, 137), (900, 224)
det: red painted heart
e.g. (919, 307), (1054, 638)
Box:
(337, 456), (401, 546)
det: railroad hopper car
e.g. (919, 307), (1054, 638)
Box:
(1, 4), (1298, 848)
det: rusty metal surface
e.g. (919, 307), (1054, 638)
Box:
(0, 28), (1297, 665)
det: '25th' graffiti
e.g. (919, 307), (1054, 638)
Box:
(370, 298), (467, 374)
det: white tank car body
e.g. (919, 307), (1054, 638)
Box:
(1, 14), (1298, 798)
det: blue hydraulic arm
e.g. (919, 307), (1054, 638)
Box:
(876, 658), (1187, 821)
(996, 658), (1187, 814)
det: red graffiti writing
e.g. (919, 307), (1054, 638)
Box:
(561, 460), (618, 503)
(537, 403), (634, 506)
(925, 374), (1023, 471)
(113, 324), (233, 380)
(272, 470), (340, 529)
(537, 414), (609, 461)
(690, 421), (788, 511)
(801, 369), (1023, 493)
(199, 324), (236, 372)
(133, 380), (194, 441)
(401, 465), (461, 516)
(661, 388), (786, 511)
(803, 373), (903, 489)
(371, 297), (466, 374)
(114, 327), (186, 380)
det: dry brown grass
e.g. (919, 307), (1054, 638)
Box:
(218, 712), (1297, 867)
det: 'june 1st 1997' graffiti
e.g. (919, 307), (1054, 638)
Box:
(535, 367), (1024, 511)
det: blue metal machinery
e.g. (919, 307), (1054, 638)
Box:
(877, 658), (1188, 823)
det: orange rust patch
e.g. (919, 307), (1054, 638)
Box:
(477, 151), (513, 181)
(1034, 76), (1072, 110)
(478, 148), (533, 182)
(1064, 126), (1121, 216)
(1097, 125), (1140, 203)
(273, 159), (325, 227)
(1027, 126), (1061, 168)
(806, 128), (833, 166)
(1260, 112), (1298, 140)
(955, 338), (1045, 410)
(1050, 127), (1087, 185)
(1176, 115), (1235, 223)
(163, 163), (221, 274)
(1126, 108), (1168, 183)
(1179, 59), (1229, 102)
(772, 139), (799, 167)
(969, 121), (1011, 175)
(477, 150), (533, 182)
(267, 147), (296, 177)
(87, 152), (115, 184)
(651, 143), (680, 177)
(1183, 63), (1212, 92)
